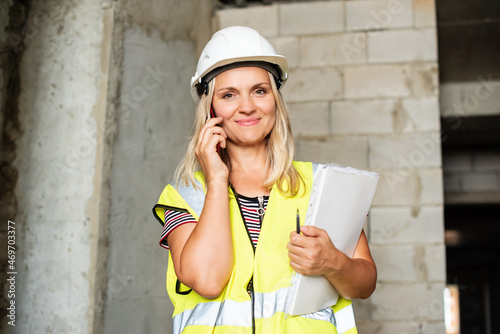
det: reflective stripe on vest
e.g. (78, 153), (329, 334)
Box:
(172, 299), (252, 333)
(333, 304), (356, 333)
(176, 178), (205, 218)
(172, 286), (354, 334)
(312, 162), (319, 179)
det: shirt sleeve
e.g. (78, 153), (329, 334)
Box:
(159, 209), (197, 249)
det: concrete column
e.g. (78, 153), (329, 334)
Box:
(100, 1), (212, 333)
(13, 0), (114, 333)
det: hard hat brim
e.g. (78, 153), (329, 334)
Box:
(190, 55), (288, 101)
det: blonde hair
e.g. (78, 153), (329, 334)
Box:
(175, 71), (304, 197)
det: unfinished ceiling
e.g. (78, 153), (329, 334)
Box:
(436, 0), (500, 82)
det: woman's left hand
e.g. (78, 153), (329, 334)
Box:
(287, 225), (343, 276)
(287, 226), (377, 299)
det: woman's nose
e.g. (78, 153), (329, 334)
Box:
(237, 94), (256, 114)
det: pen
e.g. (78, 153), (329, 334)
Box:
(296, 208), (300, 234)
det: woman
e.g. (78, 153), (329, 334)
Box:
(153, 26), (376, 334)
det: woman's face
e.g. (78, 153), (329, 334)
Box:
(211, 66), (276, 149)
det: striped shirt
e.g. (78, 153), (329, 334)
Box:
(160, 195), (269, 249)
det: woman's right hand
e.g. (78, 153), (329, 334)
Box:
(170, 116), (233, 298)
(195, 117), (228, 183)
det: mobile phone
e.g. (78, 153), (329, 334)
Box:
(210, 106), (220, 154)
(210, 106), (217, 120)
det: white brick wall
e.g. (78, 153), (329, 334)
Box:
(357, 321), (445, 334)
(424, 244), (446, 282)
(411, 63), (440, 96)
(331, 99), (395, 135)
(400, 97), (440, 132)
(216, 0), (445, 330)
(370, 134), (442, 168)
(372, 283), (445, 321)
(344, 65), (412, 98)
(296, 136), (369, 168)
(370, 206), (444, 244)
(288, 102), (330, 136)
(414, 0), (437, 28)
(373, 168), (443, 205)
(282, 67), (342, 102)
(368, 29), (437, 63)
(280, 1), (344, 35)
(301, 34), (367, 66)
(216, 5), (278, 37)
(371, 245), (417, 281)
(346, 0), (414, 31)
(268, 36), (300, 68)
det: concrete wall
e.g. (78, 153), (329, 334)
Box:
(101, 1), (212, 333)
(101, 26), (197, 334)
(217, 0), (445, 332)
(6, 0), (212, 333)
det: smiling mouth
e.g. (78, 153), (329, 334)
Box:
(235, 118), (261, 126)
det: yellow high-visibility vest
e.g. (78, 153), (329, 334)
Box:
(153, 161), (357, 334)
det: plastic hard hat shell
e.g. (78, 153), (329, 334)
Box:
(190, 26), (289, 100)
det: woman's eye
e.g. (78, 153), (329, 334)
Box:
(222, 93), (234, 99)
(255, 88), (267, 95)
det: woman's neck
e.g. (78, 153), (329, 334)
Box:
(226, 142), (267, 169)
(226, 144), (270, 197)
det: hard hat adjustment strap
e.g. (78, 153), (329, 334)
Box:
(196, 78), (210, 97)
(197, 61), (283, 97)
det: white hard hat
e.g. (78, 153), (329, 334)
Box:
(190, 26), (289, 101)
